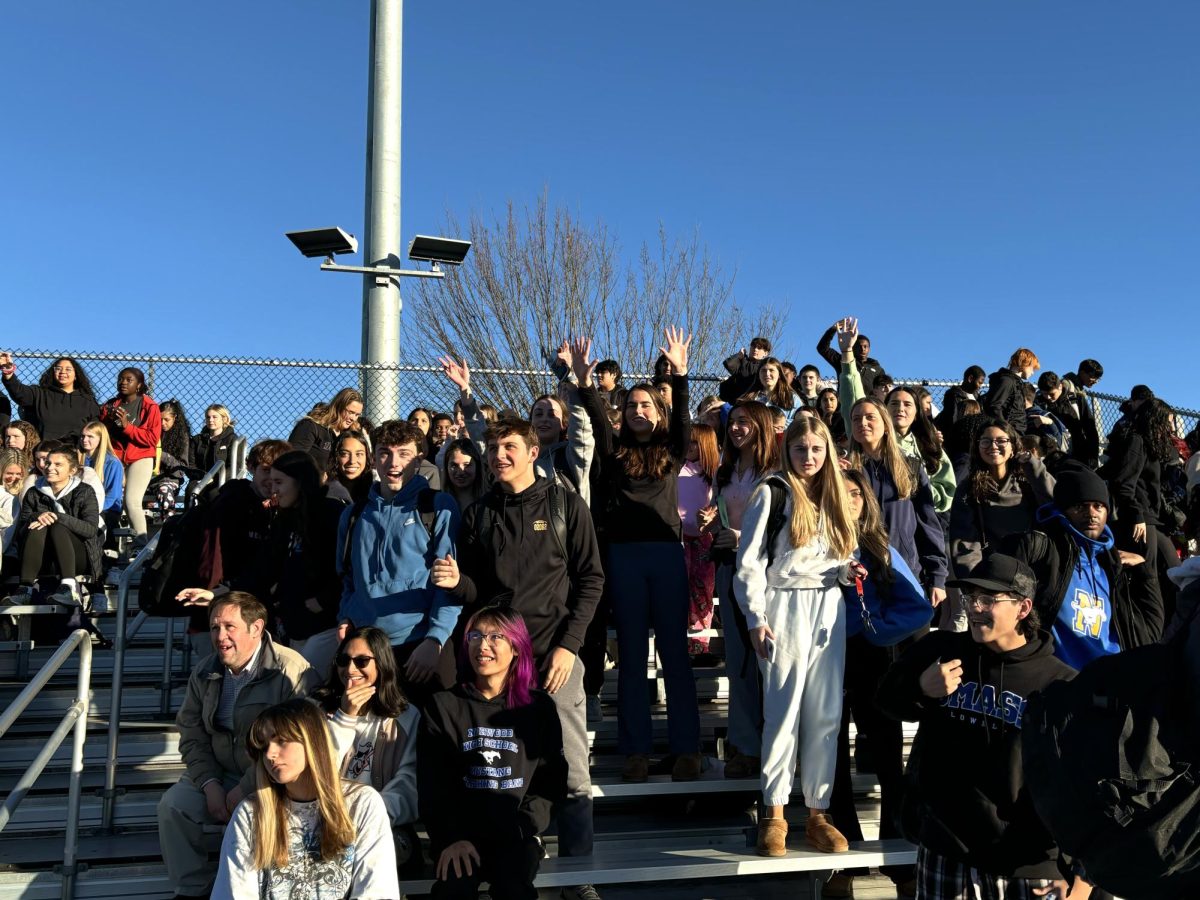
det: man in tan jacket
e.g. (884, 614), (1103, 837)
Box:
(156, 592), (319, 899)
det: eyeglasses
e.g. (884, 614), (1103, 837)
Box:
(466, 631), (510, 647)
(52, 366), (72, 374)
(962, 593), (1021, 611)
(335, 654), (375, 670)
(978, 438), (1012, 447)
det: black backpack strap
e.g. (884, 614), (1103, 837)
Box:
(341, 497), (369, 575)
(761, 476), (789, 569)
(417, 488), (438, 537)
(547, 484), (569, 562)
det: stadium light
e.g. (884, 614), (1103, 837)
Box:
(285, 225), (469, 281)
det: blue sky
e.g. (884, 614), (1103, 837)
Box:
(3, 2), (1197, 409)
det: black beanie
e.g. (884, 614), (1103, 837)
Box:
(270, 449), (322, 494)
(1054, 467), (1109, 511)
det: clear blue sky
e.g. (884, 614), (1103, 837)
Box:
(3, 2), (1197, 408)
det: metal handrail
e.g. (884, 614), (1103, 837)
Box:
(102, 533), (160, 831)
(0, 629), (93, 899)
(186, 455), (234, 505)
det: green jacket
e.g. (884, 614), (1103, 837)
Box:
(838, 362), (957, 513)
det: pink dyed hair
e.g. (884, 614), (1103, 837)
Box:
(462, 606), (538, 709)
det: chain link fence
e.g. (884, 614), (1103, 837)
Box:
(8, 349), (1198, 448)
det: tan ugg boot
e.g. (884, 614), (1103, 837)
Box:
(756, 816), (789, 857)
(805, 812), (849, 853)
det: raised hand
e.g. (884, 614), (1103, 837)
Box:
(438, 356), (471, 393)
(569, 336), (597, 387)
(556, 339), (574, 372)
(659, 325), (692, 377)
(835, 317), (859, 357)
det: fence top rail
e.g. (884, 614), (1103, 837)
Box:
(7, 347), (1198, 417)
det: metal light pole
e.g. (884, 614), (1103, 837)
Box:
(361, 0), (403, 421)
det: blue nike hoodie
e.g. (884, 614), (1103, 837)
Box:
(337, 475), (462, 647)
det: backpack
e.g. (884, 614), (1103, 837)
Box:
(759, 475), (790, 569)
(475, 483), (569, 563)
(137, 502), (213, 616)
(1021, 594), (1200, 898)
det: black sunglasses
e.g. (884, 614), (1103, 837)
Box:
(336, 654), (375, 670)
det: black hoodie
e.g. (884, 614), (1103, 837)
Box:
(877, 628), (1076, 878)
(1, 373), (100, 443)
(982, 368), (1028, 435)
(418, 684), (566, 852)
(454, 477), (604, 660)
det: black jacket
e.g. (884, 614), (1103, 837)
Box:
(190, 428), (238, 476)
(287, 417), (336, 473)
(816, 325), (884, 394)
(982, 369), (1027, 435)
(1099, 422), (1163, 528)
(1002, 507), (1164, 651)
(718, 352), (762, 403)
(1059, 374), (1102, 467)
(453, 478), (604, 660)
(580, 374), (691, 544)
(418, 685), (566, 852)
(933, 385), (977, 433)
(1, 374), (100, 443)
(18, 477), (103, 578)
(877, 629), (1076, 878)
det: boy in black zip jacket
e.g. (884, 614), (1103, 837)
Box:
(432, 417), (604, 893)
(878, 553), (1087, 899)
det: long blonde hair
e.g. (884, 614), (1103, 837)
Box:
(247, 700), (357, 872)
(81, 421), (112, 479)
(780, 416), (857, 559)
(848, 397), (914, 499)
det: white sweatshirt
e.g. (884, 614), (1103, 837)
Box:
(326, 703), (420, 825)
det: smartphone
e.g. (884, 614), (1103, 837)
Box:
(764, 636), (776, 663)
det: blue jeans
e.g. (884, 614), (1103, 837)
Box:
(716, 562), (762, 757)
(608, 542), (700, 754)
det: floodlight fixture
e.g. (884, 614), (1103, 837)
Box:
(285, 227), (358, 259)
(408, 235), (472, 267)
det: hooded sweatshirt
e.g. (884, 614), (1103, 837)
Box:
(337, 475), (461, 647)
(877, 628), (1076, 877)
(1045, 514), (1120, 669)
(1003, 505), (1165, 653)
(417, 684), (567, 852)
(452, 477), (604, 659)
(1, 374), (100, 443)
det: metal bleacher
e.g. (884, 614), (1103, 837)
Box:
(0, 469), (916, 898)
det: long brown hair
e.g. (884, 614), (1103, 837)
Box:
(968, 418), (1024, 503)
(616, 384), (676, 480)
(716, 401), (778, 490)
(779, 416), (856, 558)
(843, 468), (892, 589)
(247, 700), (358, 871)
(849, 397), (914, 499)
(742, 357), (793, 409)
(689, 423), (720, 482)
(312, 388), (364, 431)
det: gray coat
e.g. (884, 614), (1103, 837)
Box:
(949, 456), (1055, 578)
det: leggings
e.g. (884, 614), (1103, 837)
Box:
(21, 523), (87, 584)
(124, 458), (154, 536)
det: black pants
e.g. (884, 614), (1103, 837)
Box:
(391, 637), (457, 713)
(431, 836), (542, 900)
(20, 523), (87, 585)
(580, 547), (612, 697)
(828, 635), (913, 882)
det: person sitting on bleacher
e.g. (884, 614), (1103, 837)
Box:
(0, 448), (27, 556)
(157, 591), (319, 900)
(5, 419), (40, 456)
(191, 404), (238, 477)
(317, 625), (421, 865)
(5, 442), (102, 606)
(418, 606), (567, 900)
(81, 421), (124, 535)
(211, 698), (399, 900)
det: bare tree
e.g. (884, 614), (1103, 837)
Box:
(406, 193), (785, 410)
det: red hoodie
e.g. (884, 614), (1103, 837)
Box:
(99, 394), (162, 465)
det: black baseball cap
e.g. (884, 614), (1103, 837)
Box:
(948, 552), (1037, 599)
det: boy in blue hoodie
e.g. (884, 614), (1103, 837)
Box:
(1003, 468), (1163, 662)
(338, 420), (461, 709)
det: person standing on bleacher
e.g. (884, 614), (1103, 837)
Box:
(157, 592), (319, 900)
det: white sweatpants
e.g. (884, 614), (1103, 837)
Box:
(757, 583), (846, 809)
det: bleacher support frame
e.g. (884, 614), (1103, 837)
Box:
(0, 629), (93, 899)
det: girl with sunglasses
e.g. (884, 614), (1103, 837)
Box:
(317, 626), (420, 864)
(211, 698), (399, 900)
(418, 607), (566, 900)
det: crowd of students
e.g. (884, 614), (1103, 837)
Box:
(1, 331), (1198, 900)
